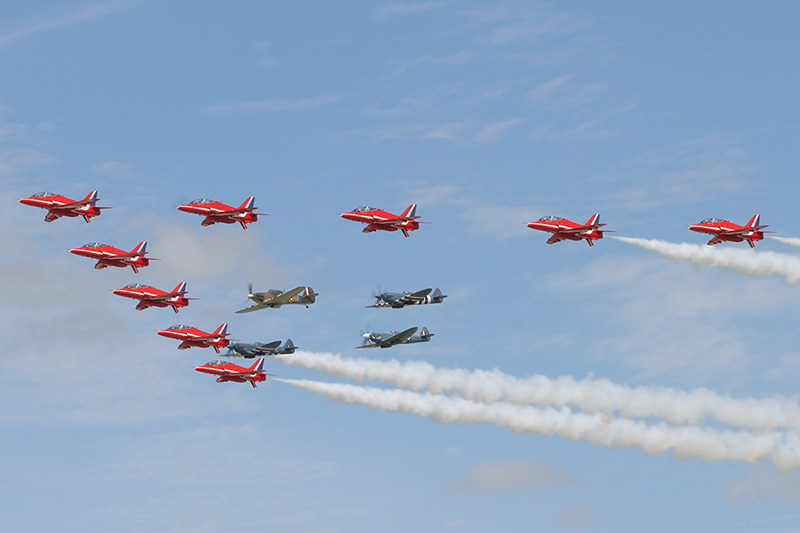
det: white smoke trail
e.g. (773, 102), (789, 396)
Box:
(613, 237), (800, 285)
(278, 351), (800, 432)
(276, 378), (800, 472)
(771, 236), (800, 249)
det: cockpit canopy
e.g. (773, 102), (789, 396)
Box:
(351, 206), (377, 212)
(699, 218), (723, 224)
(123, 283), (148, 289)
(32, 192), (56, 198)
(537, 216), (562, 222)
(81, 242), (106, 248)
(168, 324), (191, 330)
(190, 199), (215, 205)
(206, 360), (226, 366)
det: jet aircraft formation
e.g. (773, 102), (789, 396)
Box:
(22, 188), (773, 388)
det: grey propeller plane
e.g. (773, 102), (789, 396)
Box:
(356, 327), (434, 349)
(225, 339), (297, 358)
(236, 283), (318, 313)
(368, 287), (447, 308)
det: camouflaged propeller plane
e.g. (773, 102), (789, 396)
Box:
(236, 283), (318, 313)
(367, 287), (447, 308)
(225, 339), (297, 358)
(357, 326), (434, 349)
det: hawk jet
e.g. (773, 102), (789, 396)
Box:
(177, 196), (264, 229)
(368, 288), (447, 308)
(236, 284), (318, 313)
(195, 357), (271, 388)
(70, 241), (154, 273)
(340, 204), (423, 237)
(19, 190), (109, 223)
(689, 215), (771, 248)
(357, 327), (434, 349)
(526, 214), (610, 246)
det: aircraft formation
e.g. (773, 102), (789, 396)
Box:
(20, 192), (450, 387)
(21, 189), (773, 387)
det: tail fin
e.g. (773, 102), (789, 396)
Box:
(171, 281), (187, 294)
(420, 327), (433, 338)
(281, 339), (296, 353)
(585, 213), (600, 227)
(83, 190), (99, 205)
(432, 288), (447, 300)
(213, 323), (229, 337)
(131, 241), (147, 255)
(248, 357), (265, 372)
(400, 204), (417, 219)
(239, 196), (255, 210)
(747, 214), (761, 228)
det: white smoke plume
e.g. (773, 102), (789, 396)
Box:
(770, 236), (800, 249)
(278, 351), (800, 432)
(276, 378), (800, 472)
(613, 237), (800, 285)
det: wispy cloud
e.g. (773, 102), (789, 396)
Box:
(91, 160), (136, 179)
(0, 0), (136, 47)
(470, 118), (524, 144)
(203, 96), (342, 116)
(526, 75), (572, 101)
(454, 459), (576, 492)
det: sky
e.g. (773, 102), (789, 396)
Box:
(2, 1), (800, 531)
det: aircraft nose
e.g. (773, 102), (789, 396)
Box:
(362, 333), (371, 339)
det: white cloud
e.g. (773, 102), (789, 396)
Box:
(0, 0), (136, 47)
(527, 75), (572, 101)
(454, 459), (576, 492)
(470, 118), (525, 144)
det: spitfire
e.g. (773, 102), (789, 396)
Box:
(226, 340), (297, 358)
(157, 323), (231, 353)
(340, 204), (423, 237)
(19, 190), (109, 223)
(177, 196), (263, 229)
(368, 288), (447, 309)
(112, 282), (193, 313)
(357, 327), (434, 349)
(688, 215), (770, 248)
(236, 284), (318, 313)
(70, 241), (154, 273)
(526, 214), (610, 246)
(195, 357), (271, 388)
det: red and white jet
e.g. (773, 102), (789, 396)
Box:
(177, 196), (263, 229)
(195, 357), (270, 388)
(526, 214), (610, 246)
(113, 282), (193, 313)
(19, 190), (109, 223)
(340, 204), (422, 237)
(157, 323), (230, 353)
(689, 215), (770, 248)
(70, 241), (154, 273)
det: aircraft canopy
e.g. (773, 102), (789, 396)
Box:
(81, 242), (106, 248)
(168, 324), (191, 330)
(123, 283), (148, 288)
(700, 218), (723, 224)
(537, 215), (562, 221)
(190, 199), (215, 204)
(352, 206), (377, 212)
(33, 192), (56, 197)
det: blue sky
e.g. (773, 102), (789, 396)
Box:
(3, 1), (800, 531)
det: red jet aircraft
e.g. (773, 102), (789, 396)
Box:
(526, 214), (610, 246)
(70, 241), (154, 273)
(689, 215), (770, 248)
(157, 323), (230, 353)
(19, 190), (109, 223)
(113, 282), (193, 313)
(177, 196), (263, 229)
(340, 204), (422, 237)
(195, 357), (270, 388)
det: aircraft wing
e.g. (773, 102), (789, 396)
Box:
(722, 225), (770, 236)
(381, 327), (418, 346)
(235, 301), (271, 313)
(560, 223), (605, 234)
(396, 288), (432, 306)
(55, 197), (99, 210)
(144, 292), (186, 301)
(269, 286), (305, 305)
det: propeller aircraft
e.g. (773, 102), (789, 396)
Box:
(20, 190), (110, 223)
(112, 282), (194, 313)
(70, 241), (154, 273)
(225, 339), (297, 358)
(195, 357), (271, 388)
(526, 214), (610, 246)
(340, 204), (423, 237)
(688, 215), (771, 248)
(368, 287), (447, 308)
(157, 323), (230, 353)
(236, 284), (318, 313)
(177, 196), (264, 229)
(357, 326), (434, 349)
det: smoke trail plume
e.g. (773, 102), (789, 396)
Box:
(277, 378), (800, 471)
(613, 237), (800, 285)
(279, 351), (800, 432)
(771, 236), (800, 249)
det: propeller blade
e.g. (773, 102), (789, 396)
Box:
(247, 282), (254, 296)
